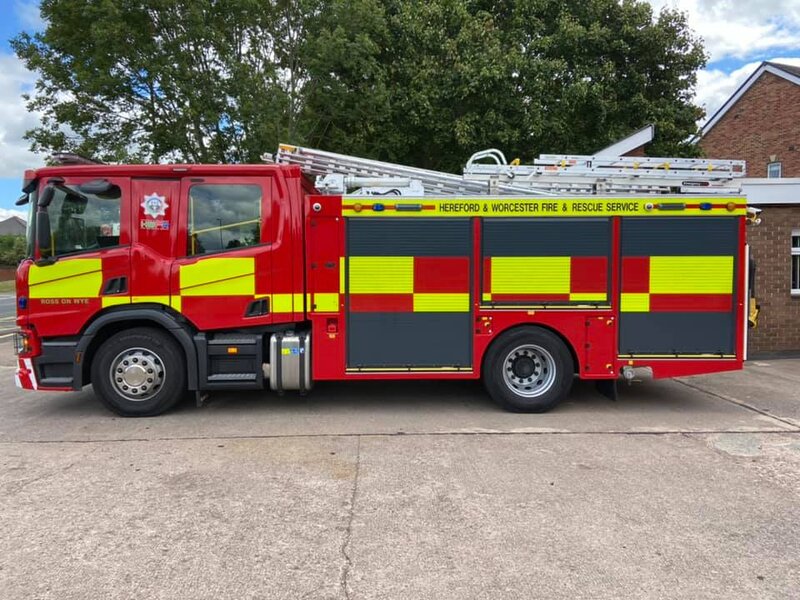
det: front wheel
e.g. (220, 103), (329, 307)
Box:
(483, 326), (574, 413)
(91, 327), (186, 417)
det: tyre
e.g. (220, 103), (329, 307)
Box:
(483, 326), (574, 413)
(90, 327), (186, 417)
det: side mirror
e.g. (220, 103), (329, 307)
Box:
(36, 210), (52, 258)
(38, 185), (55, 208)
(15, 194), (28, 206)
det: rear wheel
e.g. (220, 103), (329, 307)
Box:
(91, 327), (186, 417)
(483, 326), (574, 413)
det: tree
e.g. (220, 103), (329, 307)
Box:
(12, 0), (314, 163)
(0, 235), (27, 266)
(13, 0), (706, 170)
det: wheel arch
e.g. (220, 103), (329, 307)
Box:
(481, 322), (580, 377)
(75, 306), (199, 390)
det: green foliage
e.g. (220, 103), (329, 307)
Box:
(0, 236), (27, 266)
(13, 0), (707, 171)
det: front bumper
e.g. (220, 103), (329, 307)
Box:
(15, 357), (38, 390)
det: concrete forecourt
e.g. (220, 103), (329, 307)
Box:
(0, 336), (798, 599)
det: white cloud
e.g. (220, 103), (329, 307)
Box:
(647, 0), (800, 61)
(645, 1), (800, 122)
(0, 208), (27, 221)
(0, 53), (47, 178)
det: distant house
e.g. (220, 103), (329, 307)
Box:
(0, 216), (26, 236)
(699, 61), (800, 178)
(698, 61), (800, 355)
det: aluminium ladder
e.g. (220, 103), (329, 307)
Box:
(264, 134), (746, 197)
(464, 149), (745, 195)
(264, 144), (555, 196)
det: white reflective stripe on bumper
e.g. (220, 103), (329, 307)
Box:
(15, 357), (37, 390)
(24, 358), (37, 390)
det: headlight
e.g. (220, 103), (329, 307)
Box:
(13, 332), (30, 355)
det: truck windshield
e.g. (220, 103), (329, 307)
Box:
(40, 184), (122, 259)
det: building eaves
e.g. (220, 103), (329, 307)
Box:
(765, 61), (800, 77)
(699, 61), (800, 139)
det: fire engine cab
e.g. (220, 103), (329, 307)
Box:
(13, 127), (755, 416)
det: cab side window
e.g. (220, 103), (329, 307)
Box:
(188, 184), (262, 256)
(42, 184), (122, 258)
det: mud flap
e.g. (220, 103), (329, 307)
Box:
(595, 379), (618, 401)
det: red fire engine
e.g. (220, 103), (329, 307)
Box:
(13, 128), (755, 416)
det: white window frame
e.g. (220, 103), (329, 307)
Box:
(793, 230), (800, 295)
(768, 161), (782, 178)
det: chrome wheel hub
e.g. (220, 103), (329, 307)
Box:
(109, 347), (165, 401)
(502, 344), (557, 398)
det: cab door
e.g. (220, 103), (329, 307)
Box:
(170, 176), (279, 331)
(129, 178), (181, 310)
(27, 176), (130, 337)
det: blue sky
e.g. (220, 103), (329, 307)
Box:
(1, 0), (799, 218)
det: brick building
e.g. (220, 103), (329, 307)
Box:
(698, 62), (800, 354)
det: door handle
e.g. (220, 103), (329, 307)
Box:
(245, 298), (270, 317)
(102, 276), (128, 295)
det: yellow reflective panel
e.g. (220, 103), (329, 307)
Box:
(339, 257), (346, 293)
(314, 293), (340, 312)
(621, 293), (650, 312)
(348, 256), (414, 294)
(132, 295), (171, 306)
(569, 293), (607, 301)
(28, 258), (102, 285)
(29, 258), (103, 299)
(413, 293), (470, 312)
(649, 256), (733, 294)
(293, 293), (304, 312)
(102, 296), (130, 308)
(271, 294), (294, 313)
(180, 257), (255, 296)
(182, 278), (254, 296)
(490, 257), (570, 294)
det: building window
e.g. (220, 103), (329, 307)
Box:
(793, 230), (800, 295)
(767, 162), (782, 178)
(187, 184), (262, 256)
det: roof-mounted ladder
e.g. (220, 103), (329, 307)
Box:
(264, 144), (554, 196)
(265, 126), (746, 197)
(464, 149), (745, 195)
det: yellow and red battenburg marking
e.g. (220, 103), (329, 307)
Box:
(347, 256), (470, 312)
(621, 256), (734, 312)
(482, 256), (608, 303)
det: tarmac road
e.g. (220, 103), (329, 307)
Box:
(0, 338), (798, 599)
(0, 293), (16, 322)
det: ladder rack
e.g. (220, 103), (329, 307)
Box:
(265, 140), (746, 197)
(464, 149), (745, 195)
